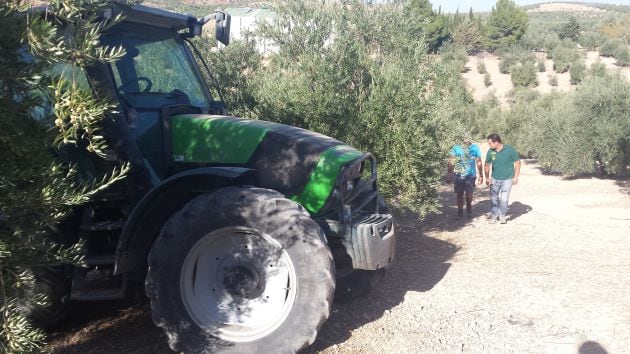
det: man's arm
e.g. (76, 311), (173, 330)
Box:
(476, 158), (483, 185)
(484, 162), (491, 186)
(513, 160), (521, 185)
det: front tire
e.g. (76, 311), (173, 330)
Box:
(146, 187), (334, 353)
(18, 266), (73, 328)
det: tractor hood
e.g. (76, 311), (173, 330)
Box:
(170, 114), (364, 213)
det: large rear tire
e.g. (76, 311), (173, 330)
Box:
(18, 266), (73, 329)
(146, 187), (334, 354)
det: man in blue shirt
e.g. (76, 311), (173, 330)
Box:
(447, 137), (484, 218)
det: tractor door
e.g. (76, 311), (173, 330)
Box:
(100, 23), (221, 180)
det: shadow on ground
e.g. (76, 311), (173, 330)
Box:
(46, 292), (170, 353)
(47, 213), (458, 354)
(421, 186), (532, 233)
(303, 214), (458, 353)
(579, 340), (608, 354)
(616, 179), (630, 195)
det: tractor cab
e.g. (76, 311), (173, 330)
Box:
(91, 5), (230, 181)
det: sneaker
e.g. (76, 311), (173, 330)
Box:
(489, 217), (497, 224)
(499, 215), (507, 224)
(466, 210), (473, 218)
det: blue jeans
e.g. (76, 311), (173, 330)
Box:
(490, 178), (513, 218)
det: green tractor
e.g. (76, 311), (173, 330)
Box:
(29, 4), (396, 353)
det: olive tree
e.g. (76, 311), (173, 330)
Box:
(207, 0), (466, 216)
(1, 1), (132, 351)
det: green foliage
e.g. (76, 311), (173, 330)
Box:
(569, 60), (586, 85)
(1, 1), (133, 351)
(405, 0), (450, 53)
(451, 20), (483, 54)
(510, 62), (538, 87)
(439, 43), (468, 73)
(600, 38), (622, 57)
(578, 31), (606, 51)
(558, 16), (580, 41)
(498, 55), (514, 74)
(572, 74), (630, 175)
(589, 61), (608, 77)
(481, 72), (630, 176)
(484, 72), (492, 87)
(613, 46), (630, 66)
(497, 46), (535, 74)
(551, 42), (580, 73)
(544, 36), (561, 58)
(213, 0), (467, 215)
(477, 61), (487, 74)
(520, 27), (552, 51)
(599, 14), (630, 42)
(486, 0), (528, 50)
(196, 38), (261, 118)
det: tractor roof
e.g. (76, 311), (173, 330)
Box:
(116, 4), (196, 31)
(30, 4), (199, 31)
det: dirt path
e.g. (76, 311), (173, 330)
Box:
(46, 157), (630, 353)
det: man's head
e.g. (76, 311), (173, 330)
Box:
(486, 133), (502, 149)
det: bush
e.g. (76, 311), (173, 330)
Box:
(520, 28), (550, 51)
(497, 47), (535, 74)
(484, 72), (630, 176)
(537, 59), (546, 72)
(613, 46), (630, 67)
(544, 36), (561, 57)
(578, 31), (606, 51)
(570, 60), (586, 85)
(548, 74), (558, 86)
(200, 39), (261, 118)
(499, 56), (513, 74)
(484, 72), (492, 86)
(440, 43), (469, 73)
(569, 74), (630, 175)
(477, 61), (487, 74)
(589, 61), (608, 77)
(510, 62), (538, 87)
(552, 43), (580, 73)
(600, 39), (622, 57)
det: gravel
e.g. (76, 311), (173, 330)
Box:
(47, 158), (630, 354)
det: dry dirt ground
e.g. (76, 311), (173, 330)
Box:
(526, 3), (607, 13)
(463, 51), (630, 107)
(46, 148), (630, 353)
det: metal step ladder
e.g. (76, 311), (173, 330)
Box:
(70, 202), (129, 301)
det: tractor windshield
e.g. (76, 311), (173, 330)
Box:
(102, 24), (213, 109)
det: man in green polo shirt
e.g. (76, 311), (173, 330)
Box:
(484, 133), (521, 224)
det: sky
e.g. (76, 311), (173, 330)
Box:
(431, 0), (630, 13)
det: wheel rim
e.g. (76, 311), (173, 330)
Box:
(180, 227), (297, 342)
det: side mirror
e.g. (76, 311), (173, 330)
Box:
(214, 11), (231, 46)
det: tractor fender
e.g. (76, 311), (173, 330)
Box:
(114, 167), (254, 275)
